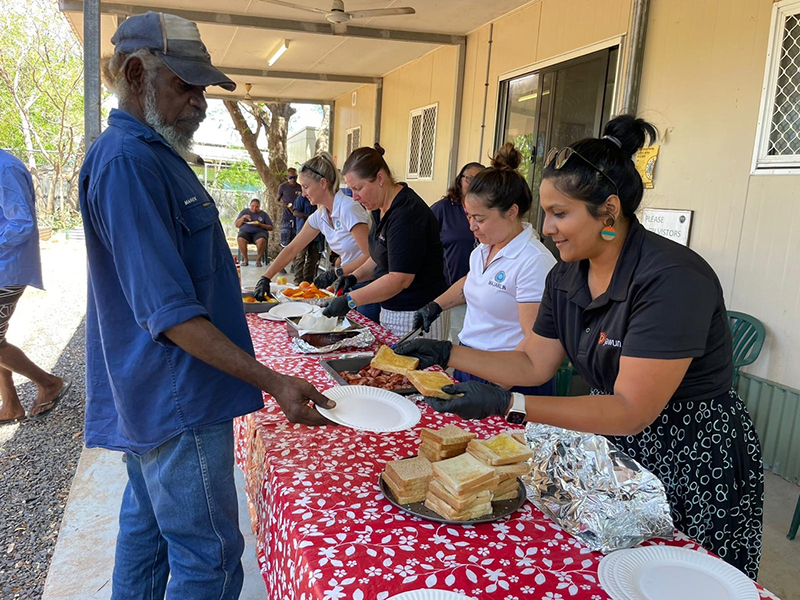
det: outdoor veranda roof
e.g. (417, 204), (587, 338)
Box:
(59, 0), (532, 104)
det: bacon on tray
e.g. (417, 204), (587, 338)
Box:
(340, 366), (411, 390)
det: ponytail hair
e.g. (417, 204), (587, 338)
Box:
(341, 143), (394, 183)
(299, 152), (339, 192)
(466, 143), (532, 217)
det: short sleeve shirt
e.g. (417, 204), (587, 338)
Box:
(236, 208), (272, 234)
(293, 196), (323, 243)
(533, 217), (733, 401)
(277, 182), (302, 218)
(307, 191), (369, 265)
(460, 224), (556, 351)
(368, 184), (448, 311)
(431, 198), (475, 287)
(79, 109), (262, 455)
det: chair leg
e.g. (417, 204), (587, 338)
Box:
(789, 493), (800, 540)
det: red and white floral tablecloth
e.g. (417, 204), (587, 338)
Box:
(236, 313), (778, 600)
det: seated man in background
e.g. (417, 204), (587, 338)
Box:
(235, 198), (273, 267)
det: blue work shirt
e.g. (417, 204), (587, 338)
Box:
(79, 109), (262, 455)
(0, 150), (43, 289)
(430, 197), (475, 287)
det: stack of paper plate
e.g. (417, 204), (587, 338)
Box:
(598, 546), (758, 600)
(317, 385), (420, 432)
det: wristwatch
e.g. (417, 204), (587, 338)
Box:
(505, 392), (527, 425)
(335, 266), (344, 278)
(345, 293), (358, 310)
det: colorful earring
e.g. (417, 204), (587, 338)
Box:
(600, 225), (617, 241)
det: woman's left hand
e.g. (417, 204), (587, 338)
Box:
(425, 381), (512, 420)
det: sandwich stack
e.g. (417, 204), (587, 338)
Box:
(381, 455), (433, 504)
(418, 424), (476, 462)
(467, 433), (534, 501)
(424, 453), (500, 521)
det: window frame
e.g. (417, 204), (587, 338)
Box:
(345, 125), (361, 159)
(406, 102), (438, 181)
(752, 0), (800, 174)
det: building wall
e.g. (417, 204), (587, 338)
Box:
(333, 84), (377, 167)
(287, 127), (318, 169)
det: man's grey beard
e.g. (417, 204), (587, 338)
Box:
(143, 77), (197, 161)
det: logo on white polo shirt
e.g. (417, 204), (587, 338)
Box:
(598, 331), (622, 348)
(335, 219), (342, 230)
(488, 270), (507, 291)
(495, 271), (507, 283)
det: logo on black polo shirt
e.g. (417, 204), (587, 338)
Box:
(598, 332), (622, 348)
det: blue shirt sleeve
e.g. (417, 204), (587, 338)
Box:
(0, 165), (36, 248)
(87, 156), (208, 343)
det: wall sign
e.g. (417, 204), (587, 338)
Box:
(641, 208), (693, 246)
(635, 145), (660, 189)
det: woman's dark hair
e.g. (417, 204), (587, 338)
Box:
(466, 143), (532, 217)
(342, 143), (394, 183)
(543, 115), (657, 220)
(444, 162), (485, 205)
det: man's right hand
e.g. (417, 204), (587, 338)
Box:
(268, 373), (337, 426)
(243, 215), (252, 221)
(254, 276), (273, 301)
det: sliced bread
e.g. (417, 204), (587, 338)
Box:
(370, 345), (419, 375)
(420, 424), (477, 447)
(405, 370), (456, 400)
(384, 455), (433, 488)
(467, 435), (533, 466)
(418, 442), (467, 462)
(432, 453), (496, 495)
(424, 493), (492, 521)
(428, 480), (491, 511)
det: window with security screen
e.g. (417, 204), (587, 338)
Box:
(345, 126), (361, 160)
(407, 103), (438, 180)
(754, 0), (800, 171)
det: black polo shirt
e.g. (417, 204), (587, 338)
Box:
(369, 183), (447, 311)
(533, 216), (733, 401)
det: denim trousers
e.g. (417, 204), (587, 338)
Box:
(111, 421), (244, 600)
(351, 281), (381, 323)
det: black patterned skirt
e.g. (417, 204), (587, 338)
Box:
(591, 388), (764, 579)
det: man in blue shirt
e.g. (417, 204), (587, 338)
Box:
(81, 12), (334, 599)
(291, 194), (322, 282)
(0, 150), (68, 423)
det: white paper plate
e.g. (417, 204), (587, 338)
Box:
(258, 302), (313, 322)
(599, 546), (758, 600)
(317, 385), (421, 432)
(386, 591), (475, 600)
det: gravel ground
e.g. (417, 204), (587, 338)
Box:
(0, 237), (88, 599)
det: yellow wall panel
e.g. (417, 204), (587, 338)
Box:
(333, 84), (377, 167)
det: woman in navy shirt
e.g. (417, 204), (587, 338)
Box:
(431, 162), (484, 287)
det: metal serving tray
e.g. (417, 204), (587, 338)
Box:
(319, 355), (417, 396)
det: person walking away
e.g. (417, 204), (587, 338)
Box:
(234, 198), (273, 267)
(0, 149), (69, 423)
(85, 13), (335, 599)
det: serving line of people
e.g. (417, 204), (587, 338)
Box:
(396, 115), (764, 580)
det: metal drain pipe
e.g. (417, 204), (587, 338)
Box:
(619, 0), (651, 116)
(478, 23), (494, 160)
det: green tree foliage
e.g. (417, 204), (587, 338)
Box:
(212, 161), (264, 190)
(0, 0), (85, 227)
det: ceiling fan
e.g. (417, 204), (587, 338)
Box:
(258, 0), (416, 35)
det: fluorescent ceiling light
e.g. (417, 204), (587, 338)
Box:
(517, 90), (551, 102)
(268, 40), (288, 67)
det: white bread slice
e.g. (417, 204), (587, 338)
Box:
(428, 480), (491, 511)
(424, 493), (492, 521)
(420, 425), (476, 447)
(494, 477), (520, 495)
(418, 442), (467, 462)
(492, 488), (520, 502)
(381, 469), (429, 496)
(467, 435), (533, 466)
(384, 456), (433, 488)
(370, 345), (419, 375)
(406, 370), (456, 400)
(432, 453), (496, 495)
(510, 430), (526, 445)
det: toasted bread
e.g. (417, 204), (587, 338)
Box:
(382, 476), (427, 504)
(510, 430), (527, 445)
(384, 455), (432, 488)
(424, 493), (492, 521)
(494, 477), (520, 495)
(405, 370), (456, 400)
(432, 453), (496, 495)
(419, 424), (476, 447)
(381, 469), (429, 496)
(370, 345), (419, 375)
(467, 435), (533, 466)
(492, 488), (520, 502)
(418, 442), (467, 462)
(428, 480), (491, 511)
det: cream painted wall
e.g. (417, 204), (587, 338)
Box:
(332, 84), (377, 168)
(377, 45), (459, 204)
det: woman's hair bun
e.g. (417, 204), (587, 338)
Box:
(603, 115), (658, 156)
(490, 142), (522, 172)
(373, 143), (386, 156)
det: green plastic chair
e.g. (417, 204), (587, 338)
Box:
(727, 311), (766, 388)
(790, 494), (800, 541)
(555, 357), (576, 396)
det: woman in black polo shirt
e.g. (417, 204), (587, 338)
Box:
(323, 144), (449, 339)
(395, 116), (763, 578)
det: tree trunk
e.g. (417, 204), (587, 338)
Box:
(315, 105), (330, 154)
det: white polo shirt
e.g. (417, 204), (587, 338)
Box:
(306, 191), (370, 265)
(459, 223), (557, 351)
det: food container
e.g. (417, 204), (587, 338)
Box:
(275, 288), (334, 307)
(241, 291), (278, 314)
(284, 316), (368, 348)
(320, 355), (417, 395)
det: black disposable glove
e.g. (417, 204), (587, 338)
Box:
(314, 269), (338, 289)
(322, 295), (351, 318)
(393, 338), (452, 370)
(425, 381), (512, 421)
(253, 276), (273, 301)
(413, 301), (443, 333)
(334, 274), (358, 296)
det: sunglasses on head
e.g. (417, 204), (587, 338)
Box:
(545, 147), (619, 197)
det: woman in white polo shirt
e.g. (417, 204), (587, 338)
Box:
(254, 153), (377, 318)
(413, 143), (557, 394)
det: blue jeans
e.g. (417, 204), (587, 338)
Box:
(351, 281), (381, 323)
(112, 421), (244, 600)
